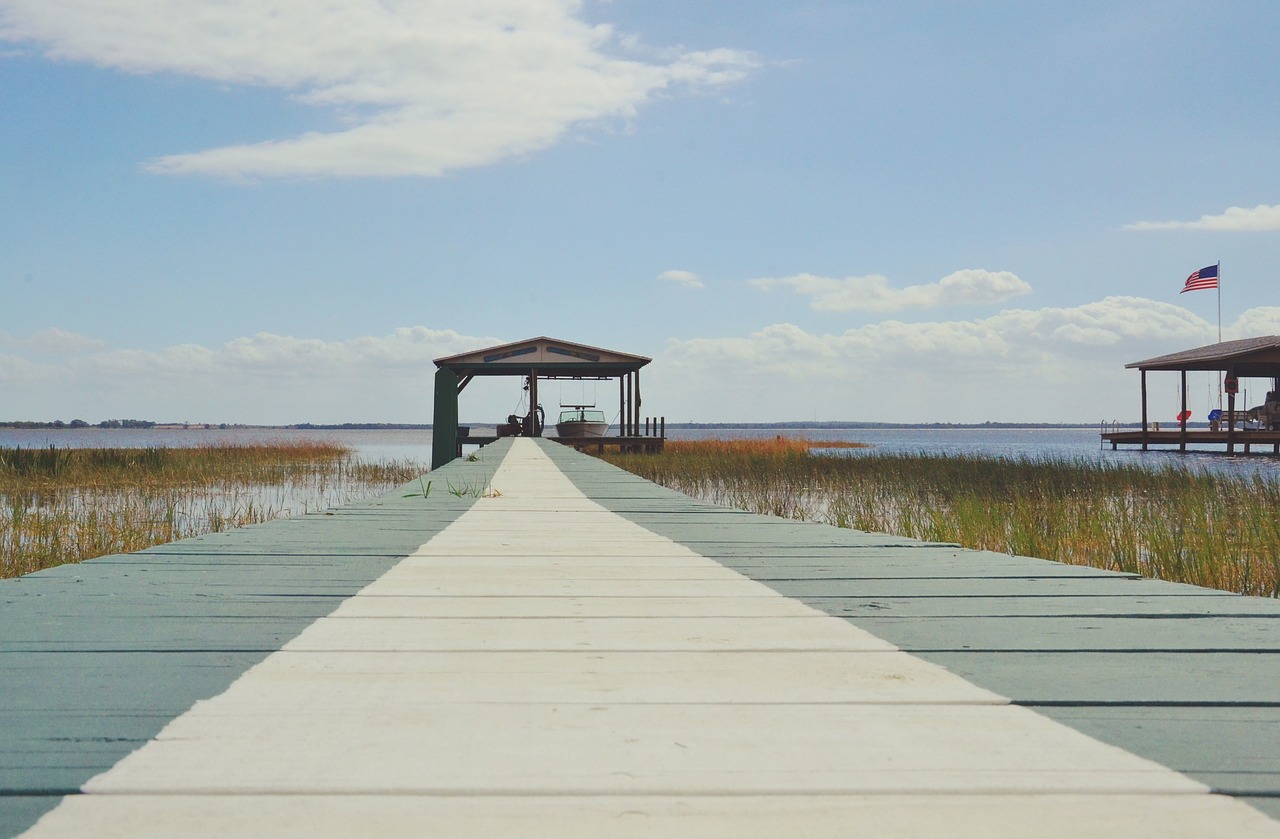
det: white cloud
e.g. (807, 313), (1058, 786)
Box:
(1124, 203), (1280, 232)
(1228, 307), (1280, 337)
(750, 269), (1031, 313)
(658, 269), (704, 289)
(0, 353), (47, 383)
(0, 327), (503, 423)
(0, 327), (106, 354)
(8, 303), (1278, 426)
(653, 296), (1245, 423)
(0, 0), (756, 179)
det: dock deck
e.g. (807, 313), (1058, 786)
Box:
(460, 433), (665, 456)
(5, 438), (1280, 836)
(1102, 428), (1280, 454)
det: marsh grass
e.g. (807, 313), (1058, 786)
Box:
(1, 442), (425, 579)
(602, 438), (1280, 597)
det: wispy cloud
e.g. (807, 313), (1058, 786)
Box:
(668, 296), (1214, 378)
(656, 298), (1280, 422)
(0, 0), (756, 180)
(658, 269), (704, 289)
(1124, 203), (1280, 232)
(750, 269), (1031, 313)
(0, 327), (105, 354)
(0, 327), (503, 423)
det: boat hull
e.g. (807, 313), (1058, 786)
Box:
(555, 421), (609, 438)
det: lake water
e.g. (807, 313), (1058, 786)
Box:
(0, 427), (438, 466)
(3, 425), (1279, 480)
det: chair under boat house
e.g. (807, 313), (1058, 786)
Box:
(1103, 336), (1280, 455)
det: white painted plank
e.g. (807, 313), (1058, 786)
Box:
(83, 702), (1209, 795)
(142, 650), (1005, 704)
(330, 595), (815, 618)
(24, 793), (1280, 839)
(342, 574), (782, 598)
(282, 615), (899, 652)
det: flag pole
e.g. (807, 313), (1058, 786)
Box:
(1217, 260), (1222, 343)
(1217, 260), (1223, 410)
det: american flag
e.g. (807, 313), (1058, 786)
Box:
(1180, 264), (1219, 293)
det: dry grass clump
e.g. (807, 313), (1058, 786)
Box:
(1, 442), (425, 579)
(661, 438), (867, 458)
(602, 439), (1280, 597)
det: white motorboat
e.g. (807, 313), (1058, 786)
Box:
(555, 406), (609, 437)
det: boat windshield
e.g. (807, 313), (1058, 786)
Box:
(558, 409), (607, 423)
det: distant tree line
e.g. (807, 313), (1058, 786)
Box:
(288, 423), (432, 430)
(0, 419), (157, 429)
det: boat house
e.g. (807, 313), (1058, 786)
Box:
(431, 337), (664, 468)
(1103, 335), (1280, 455)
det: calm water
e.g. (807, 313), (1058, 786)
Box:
(4, 425), (1279, 479)
(0, 427), (437, 466)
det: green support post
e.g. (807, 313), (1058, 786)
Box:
(431, 368), (459, 469)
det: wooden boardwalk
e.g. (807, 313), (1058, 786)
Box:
(5, 438), (1280, 836)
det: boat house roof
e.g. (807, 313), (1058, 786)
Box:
(1126, 336), (1280, 377)
(434, 337), (651, 378)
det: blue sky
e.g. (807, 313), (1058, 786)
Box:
(2, 0), (1278, 425)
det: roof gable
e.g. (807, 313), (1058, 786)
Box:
(434, 337), (650, 375)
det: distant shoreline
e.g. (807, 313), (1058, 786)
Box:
(659, 421), (1143, 430)
(2, 420), (1148, 431)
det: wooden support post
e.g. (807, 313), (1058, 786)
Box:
(1141, 369), (1149, 451)
(1226, 366), (1238, 454)
(626, 373), (634, 438)
(1179, 370), (1187, 452)
(530, 370), (540, 436)
(1223, 386), (1233, 453)
(431, 368), (460, 469)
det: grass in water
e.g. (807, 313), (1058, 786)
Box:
(601, 438), (1280, 598)
(1, 442), (425, 579)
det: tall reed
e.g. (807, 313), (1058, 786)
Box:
(1, 443), (425, 579)
(602, 439), (1280, 597)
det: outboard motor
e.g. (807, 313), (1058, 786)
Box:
(522, 405), (545, 437)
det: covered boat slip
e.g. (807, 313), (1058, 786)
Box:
(431, 337), (664, 468)
(6, 439), (1280, 836)
(1104, 335), (1280, 454)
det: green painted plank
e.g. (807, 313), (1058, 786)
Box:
(1036, 707), (1280, 802)
(794, 595), (1280, 618)
(1040, 706), (1280, 776)
(1240, 798), (1280, 821)
(0, 799), (64, 838)
(916, 651), (1280, 704)
(0, 616), (318, 651)
(763, 577), (1214, 598)
(846, 615), (1280, 651)
(711, 561), (1139, 580)
(0, 651), (278, 715)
